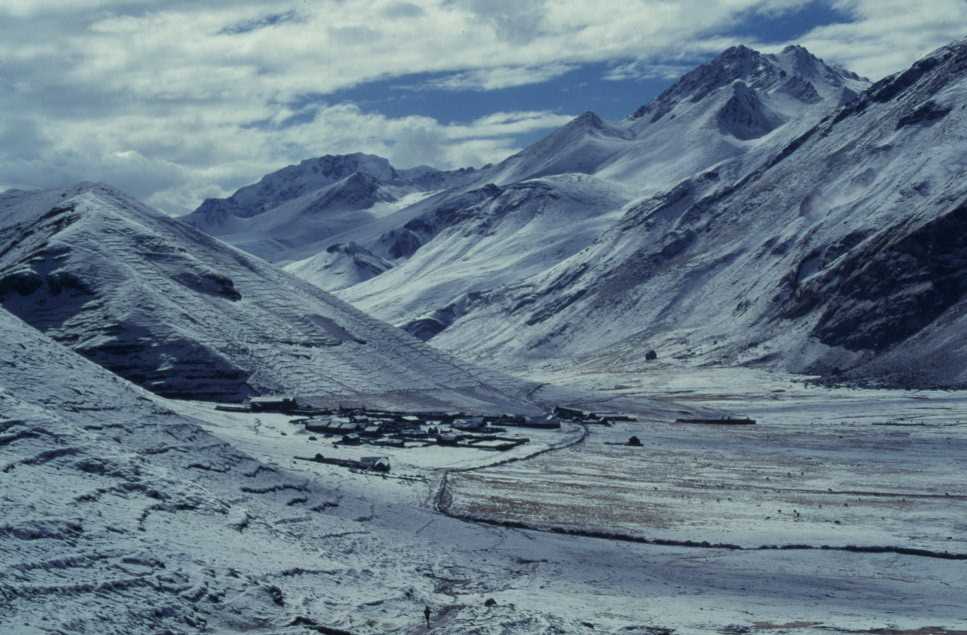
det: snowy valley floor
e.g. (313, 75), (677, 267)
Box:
(151, 367), (967, 634)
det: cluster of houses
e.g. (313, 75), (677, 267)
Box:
(296, 408), (542, 452)
(217, 398), (640, 474)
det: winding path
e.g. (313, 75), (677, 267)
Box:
(427, 421), (589, 514)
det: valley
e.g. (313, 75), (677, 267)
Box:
(2, 24), (966, 635)
(165, 369), (967, 633)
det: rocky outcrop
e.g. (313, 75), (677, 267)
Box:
(716, 82), (784, 140)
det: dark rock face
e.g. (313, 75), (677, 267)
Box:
(869, 57), (943, 105)
(172, 271), (242, 301)
(79, 324), (256, 402)
(896, 100), (952, 129)
(716, 82), (784, 140)
(376, 184), (503, 260)
(0, 270), (44, 296)
(837, 41), (967, 125)
(320, 242), (392, 279)
(302, 172), (395, 215)
(400, 291), (490, 341)
(838, 86), (860, 107)
(780, 76), (822, 103)
(378, 227), (425, 260)
(783, 199), (967, 352)
(402, 317), (447, 341)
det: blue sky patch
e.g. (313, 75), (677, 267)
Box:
(285, 0), (854, 149)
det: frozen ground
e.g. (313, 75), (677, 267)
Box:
(166, 366), (967, 634)
(450, 366), (967, 552)
(2, 303), (963, 632)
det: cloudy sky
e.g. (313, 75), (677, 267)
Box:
(1, 0), (964, 214)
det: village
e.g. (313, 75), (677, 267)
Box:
(216, 396), (641, 474)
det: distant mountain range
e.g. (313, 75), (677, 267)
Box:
(182, 153), (479, 265)
(6, 39), (966, 390)
(428, 38), (967, 389)
(337, 44), (870, 346)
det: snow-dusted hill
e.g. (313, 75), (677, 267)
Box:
(182, 153), (478, 264)
(286, 241), (394, 292)
(0, 307), (618, 633)
(425, 38), (967, 387)
(0, 307), (355, 632)
(0, 183), (534, 408)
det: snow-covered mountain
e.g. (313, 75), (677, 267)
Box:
(339, 174), (634, 337)
(489, 44), (867, 189)
(182, 153), (478, 264)
(0, 183), (535, 408)
(176, 41), (967, 388)
(195, 45), (865, 303)
(333, 44), (868, 340)
(422, 38), (967, 387)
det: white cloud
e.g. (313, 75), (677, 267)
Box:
(604, 61), (697, 82)
(450, 0), (549, 44)
(790, 0), (967, 79)
(0, 101), (572, 214)
(425, 64), (576, 91)
(0, 0), (962, 214)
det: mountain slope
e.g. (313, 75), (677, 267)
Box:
(339, 174), (633, 333)
(286, 241), (394, 292)
(0, 306), (353, 632)
(191, 45), (866, 311)
(176, 45), (868, 351)
(334, 44), (868, 339)
(0, 183), (534, 408)
(489, 112), (634, 184)
(425, 38), (967, 387)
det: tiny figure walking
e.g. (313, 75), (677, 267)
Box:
(424, 605), (431, 628)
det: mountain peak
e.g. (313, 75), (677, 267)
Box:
(187, 153), (401, 224)
(779, 44), (820, 73)
(61, 181), (121, 197)
(781, 44), (814, 59)
(570, 111), (606, 128)
(630, 44), (777, 122)
(630, 43), (862, 123)
(295, 153), (399, 182)
(721, 44), (764, 59)
(776, 44), (867, 83)
(716, 81), (784, 139)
